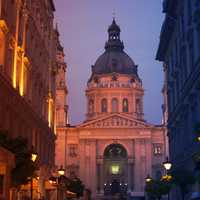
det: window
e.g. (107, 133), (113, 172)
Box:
(122, 98), (129, 112)
(153, 145), (162, 155)
(111, 98), (118, 113)
(88, 99), (94, 114)
(136, 99), (142, 113)
(69, 145), (77, 157)
(101, 98), (107, 112)
(0, 32), (6, 72)
(0, 175), (4, 194)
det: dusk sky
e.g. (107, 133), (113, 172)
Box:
(54, 1), (164, 125)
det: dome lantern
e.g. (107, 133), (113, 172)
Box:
(105, 18), (124, 51)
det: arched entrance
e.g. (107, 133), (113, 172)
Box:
(103, 143), (128, 196)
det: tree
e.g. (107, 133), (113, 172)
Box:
(0, 130), (36, 187)
(171, 168), (195, 200)
(68, 177), (84, 197)
(58, 175), (85, 198)
(145, 179), (171, 200)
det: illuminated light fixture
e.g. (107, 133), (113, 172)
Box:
(48, 92), (53, 128)
(104, 183), (106, 186)
(197, 136), (200, 142)
(31, 152), (38, 162)
(145, 174), (152, 183)
(0, 20), (9, 34)
(111, 165), (120, 175)
(58, 166), (65, 176)
(163, 157), (172, 171)
(49, 180), (53, 184)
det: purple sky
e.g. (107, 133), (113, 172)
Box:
(54, 1), (164, 125)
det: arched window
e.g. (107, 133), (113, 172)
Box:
(112, 98), (118, 113)
(101, 98), (108, 112)
(122, 98), (129, 112)
(136, 99), (141, 113)
(88, 99), (94, 114)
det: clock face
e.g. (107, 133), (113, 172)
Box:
(110, 165), (120, 175)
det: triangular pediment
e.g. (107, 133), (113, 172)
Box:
(77, 113), (154, 129)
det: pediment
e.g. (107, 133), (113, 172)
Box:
(77, 114), (153, 129)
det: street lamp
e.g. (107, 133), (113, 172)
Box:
(145, 174), (152, 183)
(163, 157), (172, 200)
(30, 150), (38, 200)
(31, 152), (38, 162)
(163, 157), (172, 171)
(49, 166), (66, 200)
(58, 165), (65, 176)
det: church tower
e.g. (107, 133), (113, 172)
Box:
(55, 30), (68, 128)
(86, 19), (144, 121)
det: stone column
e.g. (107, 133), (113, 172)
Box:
(134, 139), (141, 192)
(96, 163), (100, 193)
(100, 161), (104, 194)
(79, 140), (85, 183)
(128, 158), (134, 192)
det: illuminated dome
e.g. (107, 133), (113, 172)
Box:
(89, 19), (138, 81)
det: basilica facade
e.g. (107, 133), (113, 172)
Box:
(56, 19), (167, 199)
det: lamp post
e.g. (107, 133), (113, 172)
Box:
(163, 157), (172, 200)
(49, 166), (65, 200)
(145, 174), (152, 200)
(31, 151), (38, 200)
(58, 165), (65, 200)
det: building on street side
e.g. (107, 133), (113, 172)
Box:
(0, 0), (61, 199)
(156, 0), (200, 199)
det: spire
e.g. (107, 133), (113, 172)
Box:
(105, 19), (124, 51)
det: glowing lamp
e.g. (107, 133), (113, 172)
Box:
(31, 152), (38, 162)
(163, 157), (172, 171)
(58, 166), (65, 176)
(111, 165), (120, 175)
(145, 174), (152, 183)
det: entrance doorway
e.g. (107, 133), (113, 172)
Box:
(103, 143), (128, 196)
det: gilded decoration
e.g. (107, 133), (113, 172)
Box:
(0, 20), (9, 34)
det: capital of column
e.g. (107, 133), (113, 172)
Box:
(16, 0), (22, 10)
(128, 156), (135, 164)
